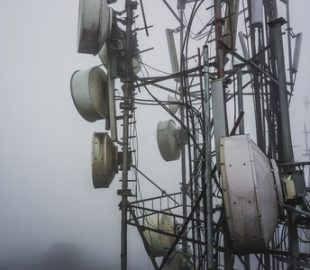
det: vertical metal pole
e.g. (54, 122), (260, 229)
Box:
(214, 0), (225, 78)
(285, 0), (294, 94)
(236, 65), (244, 134)
(287, 212), (299, 270)
(211, 79), (228, 168)
(244, 255), (250, 270)
(250, 26), (265, 151)
(269, 18), (297, 270)
(121, 1), (135, 270)
(178, 1), (188, 257)
(264, 253), (271, 270)
(269, 18), (294, 163)
(203, 45), (213, 270)
(107, 70), (118, 141)
(304, 123), (310, 203)
(214, 2), (231, 268)
(224, 226), (233, 270)
(214, 0), (229, 137)
(121, 86), (129, 270)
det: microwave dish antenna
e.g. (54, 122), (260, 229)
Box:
(220, 135), (281, 253)
(157, 120), (185, 162)
(77, 0), (112, 55)
(92, 132), (118, 188)
(143, 213), (176, 257)
(168, 95), (180, 114)
(70, 67), (109, 122)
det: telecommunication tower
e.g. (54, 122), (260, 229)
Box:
(70, 0), (310, 269)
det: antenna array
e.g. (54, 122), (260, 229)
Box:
(70, 0), (310, 269)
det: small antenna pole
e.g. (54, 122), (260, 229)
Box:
(178, 0), (188, 258)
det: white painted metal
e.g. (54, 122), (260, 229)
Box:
(270, 159), (284, 211)
(70, 67), (109, 122)
(211, 79), (227, 169)
(98, 42), (118, 141)
(168, 95), (179, 114)
(163, 250), (193, 270)
(92, 132), (118, 188)
(223, 0), (240, 49)
(166, 29), (180, 76)
(98, 44), (108, 67)
(157, 120), (181, 161)
(250, 0), (264, 27)
(293, 33), (302, 73)
(238, 31), (249, 60)
(107, 70), (117, 142)
(143, 213), (175, 257)
(220, 135), (279, 253)
(283, 175), (297, 200)
(77, 0), (111, 54)
(131, 55), (141, 74)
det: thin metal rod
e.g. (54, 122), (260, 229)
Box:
(230, 111), (244, 136)
(214, 0), (225, 78)
(130, 192), (182, 205)
(161, 0), (182, 25)
(285, 205), (310, 218)
(286, 0), (294, 94)
(135, 65), (202, 88)
(220, 41), (279, 85)
(129, 204), (207, 226)
(108, 68), (118, 141)
(250, 26), (265, 151)
(138, 0), (149, 36)
(127, 220), (207, 246)
(236, 65), (244, 134)
(203, 45), (214, 270)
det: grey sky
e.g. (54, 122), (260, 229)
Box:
(0, 1), (309, 269)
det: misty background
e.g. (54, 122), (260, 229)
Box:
(0, 0), (309, 269)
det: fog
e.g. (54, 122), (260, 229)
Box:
(0, 1), (309, 269)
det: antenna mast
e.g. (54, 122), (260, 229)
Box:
(120, 1), (137, 270)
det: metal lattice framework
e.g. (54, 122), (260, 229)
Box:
(119, 0), (310, 269)
(72, 0), (310, 269)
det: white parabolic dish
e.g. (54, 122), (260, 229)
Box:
(157, 120), (181, 161)
(143, 213), (175, 257)
(70, 67), (109, 122)
(77, 0), (111, 54)
(92, 133), (118, 188)
(220, 135), (280, 253)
